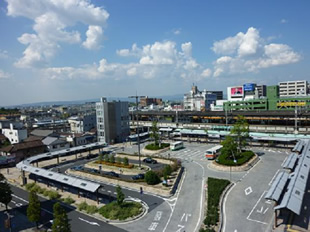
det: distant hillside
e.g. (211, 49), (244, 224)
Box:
(5, 94), (184, 108)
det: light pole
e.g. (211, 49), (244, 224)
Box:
(129, 94), (144, 168)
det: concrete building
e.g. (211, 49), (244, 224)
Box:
(96, 97), (130, 144)
(279, 80), (308, 97)
(184, 85), (217, 111)
(42, 136), (70, 152)
(208, 91), (223, 100)
(140, 96), (163, 107)
(68, 113), (96, 133)
(0, 122), (27, 144)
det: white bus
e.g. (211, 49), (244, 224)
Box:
(205, 145), (223, 160)
(170, 141), (184, 151)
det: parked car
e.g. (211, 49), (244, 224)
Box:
(143, 157), (157, 164)
(131, 173), (145, 180)
(105, 171), (119, 178)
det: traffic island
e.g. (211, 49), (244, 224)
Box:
(208, 152), (259, 172)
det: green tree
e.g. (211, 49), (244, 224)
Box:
(27, 190), (41, 228)
(231, 115), (249, 154)
(150, 121), (160, 146)
(123, 157), (129, 166)
(220, 136), (238, 160)
(52, 202), (71, 232)
(116, 156), (122, 164)
(163, 165), (172, 177)
(104, 154), (109, 162)
(116, 185), (125, 205)
(145, 171), (161, 185)
(0, 173), (12, 210)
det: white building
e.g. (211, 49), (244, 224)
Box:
(184, 85), (217, 111)
(0, 122), (27, 144)
(68, 113), (96, 133)
(278, 80), (308, 97)
(96, 97), (130, 144)
(42, 136), (70, 152)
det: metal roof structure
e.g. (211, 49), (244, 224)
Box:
(282, 153), (299, 170)
(266, 139), (310, 215)
(292, 140), (305, 153)
(16, 141), (107, 193)
(265, 171), (289, 201)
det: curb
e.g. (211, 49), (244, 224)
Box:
(218, 182), (235, 232)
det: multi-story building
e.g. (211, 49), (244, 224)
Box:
(140, 96), (163, 107)
(96, 97), (130, 144)
(208, 91), (223, 100)
(68, 113), (96, 133)
(184, 85), (217, 111)
(0, 122), (27, 144)
(279, 80), (308, 97)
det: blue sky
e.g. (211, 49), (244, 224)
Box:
(0, 0), (309, 106)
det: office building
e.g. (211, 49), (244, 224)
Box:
(68, 113), (96, 133)
(140, 96), (163, 107)
(96, 97), (130, 144)
(184, 85), (217, 111)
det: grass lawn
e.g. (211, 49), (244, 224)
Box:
(216, 151), (255, 166)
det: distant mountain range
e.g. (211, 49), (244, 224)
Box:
(4, 94), (185, 108)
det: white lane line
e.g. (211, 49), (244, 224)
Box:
(78, 217), (100, 226)
(268, 170), (280, 186)
(12, 194), (53, 214)
(223, 183), (236, 232)
(193, 161), (205, 232)
(281, 156), (288, 167)
(246, 191), (267, 223)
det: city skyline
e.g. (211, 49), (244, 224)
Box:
(0, 0), (309, 106)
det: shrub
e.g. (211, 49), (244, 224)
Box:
(145, 143), (170, 150)
(216, 151), (255, 166)
(163, 165), (172, 176)
(123, 157), (129, 166)
(62, 197), (75, 205)
(202, 178), (230, 230)
(86, 205), (98, 214)
(109, 155), (115, 163)
(116, 157), (122, 164)
(98, 153), (103, 162)
(25, 183), (36, 191)
(78, 201), (88, 211)
(145, 170), (161, 185)
(47, 190), (61, 200)
(104, 154), (109, 162)
(99, 202), (142, 220)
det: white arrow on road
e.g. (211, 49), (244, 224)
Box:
(78, 217), (100, 226)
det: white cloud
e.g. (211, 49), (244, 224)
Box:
(173, 29), (181, 35)
(98, 59), (117, 73)
(6, 0), (109, 68)
(181, 42), (192, 57)
(0, 69), (11, 79)
(116, 43), (140, 57)
(82, 25), (103, 50)
(212, 27), (301, 76)
(201, 68), (212, 78)
(127, 67), (137, 76)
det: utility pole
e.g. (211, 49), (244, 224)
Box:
(129, 94), (144, 168)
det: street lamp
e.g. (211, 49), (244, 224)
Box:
(129, 94), (144, 168)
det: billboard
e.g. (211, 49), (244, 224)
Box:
(230, 87), (243, 97)
(243, 83), (255, 92)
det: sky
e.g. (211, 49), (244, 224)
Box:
(0, 0), (309, 106)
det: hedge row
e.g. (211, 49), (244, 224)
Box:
(145, 143), (170, 150)
(98, 201), (142, 220)
(200, 178), (230, 232)
(216, 151), (255, 166)
(95, 160), (134, 169)
(25, 183), (61, 200)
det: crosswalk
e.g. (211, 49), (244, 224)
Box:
(164, 147), (208, 161)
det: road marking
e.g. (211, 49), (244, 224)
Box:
(269, 169), (280, 186)
(154, 211), (162, 221)
(12, 194), (53, 214)
(11, 200), (16, 204)
(180, 213), (191, 222)
(245, 187), (253, 195)
(176, 224), (185, 232)
(281, 157), (288, 167)
(257, 206), (263, 213)
(263, 207), (269, 214)
(78, 217), (100, 226)
(16, 203), (23, 207)
(148, 222), (158, 231)
(247, 191), (268, 225)
(265, 200), (272, 204)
